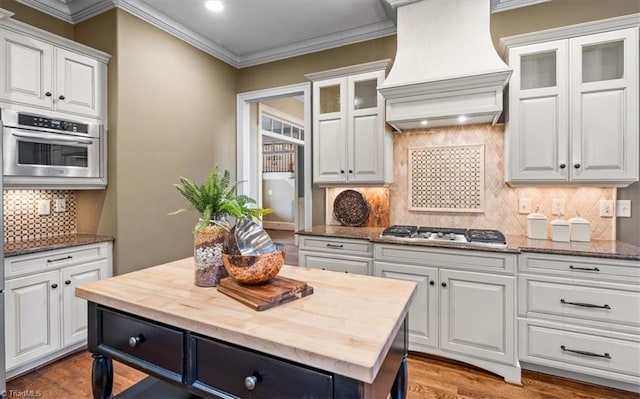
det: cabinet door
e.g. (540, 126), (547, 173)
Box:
(570, 28), (638, 183)
(0, 30), (53, 109)
(313, 77), (347, 183)
(4, 271), (60, 370)
(54, 48), (102, 118)
(374, 261), (437, 350)
(439, 269), (515, 364)
(61, 259), (108, 346)
(507, 40), (569, 182)
(347, 70), (386, 183)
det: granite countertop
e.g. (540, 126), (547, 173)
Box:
(296, 225), (640, 261)
(4, 233), (115, 257)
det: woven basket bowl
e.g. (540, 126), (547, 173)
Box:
(222, 243), (285, 285)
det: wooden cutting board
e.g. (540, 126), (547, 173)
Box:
(217, 276), (313, 311)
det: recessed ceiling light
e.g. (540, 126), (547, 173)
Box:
(457, 115), (467, 123)
(205, 0), (224, 12)
(420, 120), (428, 126)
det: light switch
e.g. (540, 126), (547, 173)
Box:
(55, 198), (67, 213)
(518, 198), (531, 214)
(616, 200), (631, 217)
(37, 199), (51, 216)
(599, 200), (614, 217)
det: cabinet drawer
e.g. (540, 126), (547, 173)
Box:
(519, 253), (640, 282)
(375, 244), (516, 274)
(5, 243), (110, 278)
(299, 251), (371, 275)
(98, 308), (183, 379)
(299, 235), (372, 257)
(192, 335), (332, 399)
(520, 320), (640, 383)
(519, 275), (640, 329)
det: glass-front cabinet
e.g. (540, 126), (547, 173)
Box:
(309, 60), (392, 185)
(506, 26), (638, 186)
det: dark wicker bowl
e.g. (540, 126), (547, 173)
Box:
(222, 243), (285, 285)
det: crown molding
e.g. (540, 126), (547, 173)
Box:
(0, 8), (15, 19)
(12, 0), (398, 68)
(239, 20), (396, 68)
(490, 0), (551, 13)
(500, 13), (640, 55)
(114, 0), (239, 66)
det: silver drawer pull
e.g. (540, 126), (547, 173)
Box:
(128, 334), (144, 348)
(561, 345), (611, 359)
(47, 255), (73, 263)
(560, 299), (611, 310)
(326, 243), (344, 248)
(569, 265), (600, 272)
(244, 373), (261, 391)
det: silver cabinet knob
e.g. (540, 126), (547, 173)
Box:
(244, 375), (258, 391)
(128, 335), (142, 347)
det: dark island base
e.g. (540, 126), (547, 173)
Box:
(89, 303), (408, 399)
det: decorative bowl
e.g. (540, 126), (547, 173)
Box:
(222, 243), (285, 285)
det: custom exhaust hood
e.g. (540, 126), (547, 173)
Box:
(379, 0), (512, 131)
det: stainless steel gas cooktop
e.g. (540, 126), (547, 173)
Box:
(380, 225), (508, 248)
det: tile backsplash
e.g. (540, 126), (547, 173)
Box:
(392, 124), (616, 240)
(4, 190), (77, 241)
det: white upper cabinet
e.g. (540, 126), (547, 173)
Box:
(308, 60), (393, 185)
(0, 20), (108, 119)
(506, 25), (638, 187)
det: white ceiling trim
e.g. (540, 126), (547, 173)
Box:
(13, 0), (399, 68)
(114, 0), (240, 66)
(238, 20), (397, 68)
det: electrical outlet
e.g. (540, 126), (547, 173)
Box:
(551, 199), (566, 216)
(55, 198), (67, 213)
(37, 199), (50, 216)
(518, 198), (531, 214)
(600, 200), (614, 217)
(616, 200), (631, 217)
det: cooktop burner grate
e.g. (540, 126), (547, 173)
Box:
(381, 225), (418, 237)
(465, 229), (507, 244)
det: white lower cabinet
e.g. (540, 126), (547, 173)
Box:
(518, 252), (640, 391)
(374, 244), (520, 384)
(298, 235), (372, 275)
(4, 242), (112, 376)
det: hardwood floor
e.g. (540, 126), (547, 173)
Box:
(7, 350), (637, 399)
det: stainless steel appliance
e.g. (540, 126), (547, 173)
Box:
(1, 109), (102, 179)
(380, 225), (508, 248)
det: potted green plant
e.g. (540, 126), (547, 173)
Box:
(170, 165), (271, 287)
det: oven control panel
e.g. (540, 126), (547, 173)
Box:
(18, 113), (89, 134)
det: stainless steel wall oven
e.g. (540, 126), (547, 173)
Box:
(1, 109), (102, 179)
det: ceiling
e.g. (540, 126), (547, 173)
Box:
(11, 0), (545, 68)
(14, 0), (397, 68)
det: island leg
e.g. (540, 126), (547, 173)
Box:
(390, 354), (407, 399)
(92, 353), (113, 399)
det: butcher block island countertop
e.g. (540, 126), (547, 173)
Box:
(76, 257), (416, 399)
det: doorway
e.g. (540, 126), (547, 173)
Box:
(236, 83), (312, 236)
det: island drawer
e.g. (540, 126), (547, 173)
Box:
(518, 275), (640, 329)
(192, 335), (333, 399)
(99, 308), (183, 377)
(519, 253), (640, 282)
(519, 320), (640, 383)
(299, 235), (373, 257)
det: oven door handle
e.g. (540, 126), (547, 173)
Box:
(12, 131), (94, 145)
